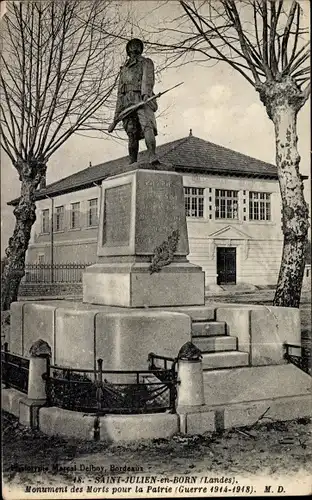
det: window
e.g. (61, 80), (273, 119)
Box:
(184, 187), (204, 218)
(88, 198), (98, 227)
(215, 190), (239, 219)
(249, 192), (271, 221)
(41, 209), (49, 233)
(55, 206), (64, 231)
(70, 202), (80, 229)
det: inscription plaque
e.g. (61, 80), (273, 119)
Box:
(102, 183), (132, 247)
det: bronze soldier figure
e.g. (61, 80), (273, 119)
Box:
(112, 38), (158, 164)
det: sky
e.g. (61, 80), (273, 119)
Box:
(1, 0), (310, 257)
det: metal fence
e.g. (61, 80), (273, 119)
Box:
(1, 343), (29, 394)
(148, 352), (178, 373)
(44, 358), (178, 414)
(23, 263), (94, 283)
(1, 343), (178, 413)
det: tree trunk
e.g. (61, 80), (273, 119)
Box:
(272, 104), (309, 307)
(1, 160), (45, 311)
(258, 78), (309, 307)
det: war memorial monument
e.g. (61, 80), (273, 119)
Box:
(3, 40), (311, 441)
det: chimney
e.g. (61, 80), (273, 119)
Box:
(189, 129), (193, 136)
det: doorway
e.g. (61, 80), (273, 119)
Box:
(217, 247), (236, 285)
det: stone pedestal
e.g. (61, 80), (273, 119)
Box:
(83, 167), (205, 307)
(84, 261), (204, 307)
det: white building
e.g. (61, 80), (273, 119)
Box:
(9, 133), (298, 286)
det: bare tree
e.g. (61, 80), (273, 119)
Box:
(144, 0), (310, 307)
(0, 0), (127, 310)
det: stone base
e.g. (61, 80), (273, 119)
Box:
(216, 304), (301, 365)
(202, 364), (311, 407)
(19, 398), (46, 429)
(118, 159), (174, 173)
(177, 364), (312, 434)
(83, 262), (205, 307)
(9, 300), (300, 369)
(1, 387), (26, 417)
(4, 364), (310, 440)
(9, 300), (191, 374)
(178, 394), (311, 435)
(39, 407), (179, 442)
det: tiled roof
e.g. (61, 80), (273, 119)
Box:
(8, 135), (278, 205)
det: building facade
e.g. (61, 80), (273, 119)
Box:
(9, 134), (287, 286)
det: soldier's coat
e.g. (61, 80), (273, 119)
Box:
(115, 55), (158, 140)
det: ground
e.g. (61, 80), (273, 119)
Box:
(2, 412), (312, 492)
(1, 288), (311, 496)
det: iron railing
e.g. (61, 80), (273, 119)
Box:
(148, 352), (178, 373)
(1, 343), (29, 393)
(22, 263), (94, 283)
(44, 358), (177, 414)
(283, 343), (311, 376)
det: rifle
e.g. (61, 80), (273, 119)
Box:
(108, 82), (184, 133)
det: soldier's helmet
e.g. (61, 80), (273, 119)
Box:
(126, 38), (144, 56)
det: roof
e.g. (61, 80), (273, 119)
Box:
(8, 135), (279, 206)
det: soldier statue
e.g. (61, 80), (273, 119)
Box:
(109, 38), (158, 164)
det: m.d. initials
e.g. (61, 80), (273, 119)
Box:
(264, 485), (285, 494)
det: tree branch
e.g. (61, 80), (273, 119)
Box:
(269, 0), (283, 74)
(222, 0), (262, 84)
(281, 0), (298, 70)
(180, 1), (256, 85)
(262, 0), (270, 71)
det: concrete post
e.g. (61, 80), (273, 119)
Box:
(28, 356), (48, 401)
(19, 339), (52, 429)
(27, 339), (52, 401)
(177, 358), (205, 407)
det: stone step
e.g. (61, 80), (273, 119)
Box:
(192, 335), (237, 353)
(202, 364), (312, 406)
(192, 321), (226, 337)
(202, 351), (249, 370)
(163, 307), (215, 323)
